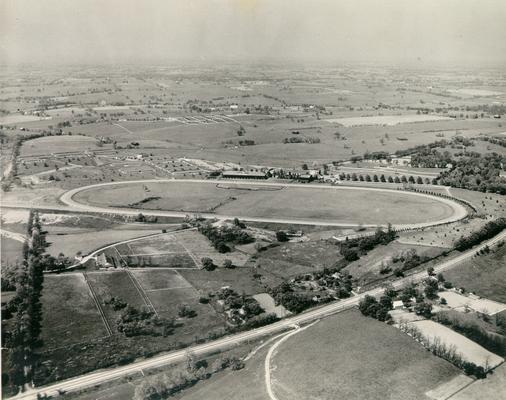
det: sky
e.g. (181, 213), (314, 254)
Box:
(1, 0), (505, 67)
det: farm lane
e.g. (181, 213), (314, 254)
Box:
(10, 229), (506, 400)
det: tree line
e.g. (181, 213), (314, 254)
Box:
(454, 218), (506, 251)
(4, 211), (46, 394)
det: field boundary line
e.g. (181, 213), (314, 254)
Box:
(82, 273), (113, 336)
(125, 270), (159, 317)
(176, 239), (201, 268)
(122, 251), (187, 256)
(145, 285), (192, 292)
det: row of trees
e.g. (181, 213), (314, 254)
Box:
(133, 352), (244, 400)
(454, 218), (506, 251)
(434, 312), (506, 357)
(398, 322), (487, 379)
(338, 172), (433, 185)
(5, 211), (46, 393)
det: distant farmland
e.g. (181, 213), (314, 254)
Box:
(326, 114), (451, 127)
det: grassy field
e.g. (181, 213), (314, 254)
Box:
(130, 269), (193, 291)
(453, 363), (506, 400)
(20, 135), (106, 157)
(444, 245), (506, 303)
(326, 114), (451, 126)
(271, 309), (459, 400)
(45, 228), (164, 258)
(85, 271), (147, 330)
(130, 269), (226, 338)
(73, 181), (457, 225)
(250, 240), (342, 282)
(179, 268), (265, 296)
(0, 237), (24, 265)
(410, 320), (503, 369)
(40, 274), (108, 350)
(343, 241), (447, 286)
(104, 229), (249, 268)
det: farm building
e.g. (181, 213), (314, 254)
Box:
(390, 155), (411, 166)
(221, 171), (268, 180)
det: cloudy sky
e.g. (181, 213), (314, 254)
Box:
(1, 0), (505, 67)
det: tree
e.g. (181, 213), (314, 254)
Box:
(414, 302), (433, 318)
(201, 257), (215, 271)
(359, 295), (378, 316)
(379, 295), (393, 310)
(301, 163), (308, 170)
(424, 278), (439, 299)
(276, 231), (289, 242)
(178, 303), (197, 318)
(223, 259), (234, 269)
(427, 266), (435, 276)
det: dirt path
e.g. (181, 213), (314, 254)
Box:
(264, 321), (319, 400)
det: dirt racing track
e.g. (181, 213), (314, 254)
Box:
(60, 179), (468, 230)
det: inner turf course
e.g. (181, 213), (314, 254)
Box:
(63, 179), (467, 229)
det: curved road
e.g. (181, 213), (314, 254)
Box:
(59, 179), (468, 230)
(12, 229), (506, 400)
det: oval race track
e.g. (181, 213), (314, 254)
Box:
(60, 179), (468, 230)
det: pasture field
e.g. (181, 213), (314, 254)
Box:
(397, 217), (490, 249)
(251, 240), (342, 281)
(271, 309), (459, 400)
(103, 229), (249, 268)
(452, 363), (506, 400)
(129, 269), (226, 337)
(85, 271), (147, 330)
(448, 188), (506, 217)
(20, 135), (107, 157)
(172, 229), (250, 266)
(438, 291), (506, 315)
(126, 233), (188, 254)
(343, 241), (447, 286)
(410, 320), (504, 369)
(45, 228), (164, 258)
(178, 267), (265, 296)
(40, 274), (108, 350)
(444, 244), (506, 303)
(326, 114), (451, 126)
(0, 236), (24, 265)
(130, 269), (192, 291)
(72, 180), (458, 225)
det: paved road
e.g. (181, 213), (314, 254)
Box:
(12, 229), (506, 400)
(57, 178), (468, 230)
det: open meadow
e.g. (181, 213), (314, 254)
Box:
(270, 309), (460, 400)
(40, 274), (108, 350)
(444, 244), (506, 303)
